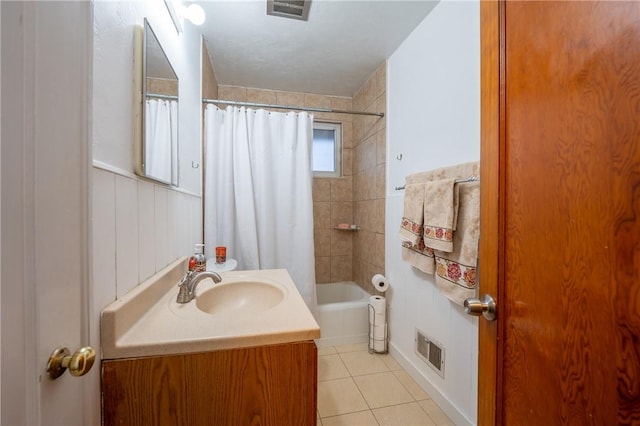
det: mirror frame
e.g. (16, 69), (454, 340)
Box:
(134, 18), (179, 186)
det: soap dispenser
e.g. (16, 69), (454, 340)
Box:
(194, 243), (206, 273)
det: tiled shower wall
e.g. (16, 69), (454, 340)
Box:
(353, 63), (387, 293)
(202, 43), (218, 100)
(215, 63), (386, 291)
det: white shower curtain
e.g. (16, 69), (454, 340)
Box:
(145, 99), (178, 185)
(204, 105), (317, 310)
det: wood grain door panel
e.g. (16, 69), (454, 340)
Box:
(479, 1), (640, 424)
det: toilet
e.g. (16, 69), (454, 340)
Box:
(206, 257), (237, 272)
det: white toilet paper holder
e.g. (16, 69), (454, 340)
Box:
(367, 304), (388, 354)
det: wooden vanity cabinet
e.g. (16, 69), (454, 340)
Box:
(102, 340), (317, 426)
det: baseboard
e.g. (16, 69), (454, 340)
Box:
(388, 342), (475, 426)
(315, 334), (368, 347)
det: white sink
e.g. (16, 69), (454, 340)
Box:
(101, 259), (320, 359)
(195, 280), (287, 315)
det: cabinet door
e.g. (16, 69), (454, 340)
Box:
(102, 341), (317, 426)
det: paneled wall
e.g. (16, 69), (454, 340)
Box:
(92, 167), (201, 300)
(215, 85), (355, 284)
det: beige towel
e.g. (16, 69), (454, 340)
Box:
(422, 178), (459, 252)
(401, 241), (435, 274)
(433, 181), (479, 306)
(400, 161), (479, 277)
(399, 183), (425, 244)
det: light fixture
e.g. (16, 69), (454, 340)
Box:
(183, 4), (206, 26)
(164, 0), (206, 33)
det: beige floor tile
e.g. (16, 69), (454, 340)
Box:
(322, 410), (380, 426)
(335, 342), (369, 353)
(379, 353), (403, 371)
(340, 350), (390, 376)
(418, 400), (454, 426)
(373, 402), (436, 426)
(354, 372), (414, 409)
(393, 370), (429, 401)
(319, 354), (351, 381)
(318, 345), (338, 356)
(318, 378), (370, 418)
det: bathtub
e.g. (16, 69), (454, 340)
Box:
(315, 281), (371, 347)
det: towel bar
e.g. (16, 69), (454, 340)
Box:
(395, 175), (479, 191)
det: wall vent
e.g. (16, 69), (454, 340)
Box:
(267, 0), (311, 21)
(415, 329), (445, 378)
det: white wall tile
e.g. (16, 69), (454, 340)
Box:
(91, 168), (117, 322)
(137, 180), (156, 282)
(154, 186), (169, 271)
(191, 195), (203, 254)
(178, 192), (190, 257)
(167, 190), (181, 261)
(179, 193), (191, 255)
(115, 175), (139, 298)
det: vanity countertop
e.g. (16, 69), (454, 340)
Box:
(101, 258), (320, 359)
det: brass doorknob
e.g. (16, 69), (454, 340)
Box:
(46, 346), (96, 380)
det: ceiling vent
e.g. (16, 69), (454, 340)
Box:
(267, 0), (311, 21)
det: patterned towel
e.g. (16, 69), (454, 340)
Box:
(401, 240), (435, 274)
(433, 181), (479, 306)
(399, 183), (425, 245)
(399, 161), (480, 303)
(422, 178), (459, 253)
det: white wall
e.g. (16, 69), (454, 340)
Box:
(92, 1), (202, 194)
(386, 1), (480, 424)
(90, 2), (203, 422)
(91, 1), (203, 300)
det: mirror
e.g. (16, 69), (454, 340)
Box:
(135, 19), (179, 185)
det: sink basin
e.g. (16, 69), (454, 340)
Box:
(195, 280), (287, 315)
(102, 263), (320, 359)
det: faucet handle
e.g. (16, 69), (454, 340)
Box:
(178, 270), (195, 287)
(177, 275), (188, 288)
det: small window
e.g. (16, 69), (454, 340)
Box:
(312, 122), (341, 178)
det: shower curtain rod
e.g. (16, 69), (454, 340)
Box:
(202, 98), (385, 117)
(146, 93), (178, 101)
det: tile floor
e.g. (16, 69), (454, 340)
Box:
(317, 343), (455, 426)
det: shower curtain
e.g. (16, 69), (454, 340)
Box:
(145, 99), (178, 185)
(204, 105), (317, 310)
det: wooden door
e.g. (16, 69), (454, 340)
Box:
(479, 1), (640, 424)
(1, 2), (95, 424)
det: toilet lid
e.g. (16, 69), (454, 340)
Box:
(206, 258), (238, 272)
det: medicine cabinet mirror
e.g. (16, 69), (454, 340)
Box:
(135, 18), (179, 186)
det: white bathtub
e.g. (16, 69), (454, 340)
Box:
(315, 281), (371, 347)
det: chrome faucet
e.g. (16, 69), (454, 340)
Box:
(176, 270), (222, 303)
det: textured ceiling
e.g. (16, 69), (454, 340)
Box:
(196, 0), (438, 97)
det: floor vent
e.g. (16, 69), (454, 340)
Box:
(267, 0), (311, 21)
(415, 329), (445, 378)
